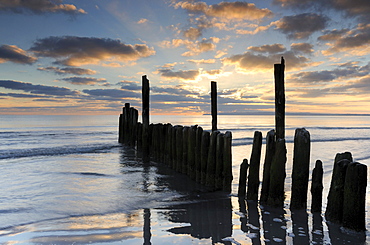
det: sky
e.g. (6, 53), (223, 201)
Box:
(0, 0), (369, 115)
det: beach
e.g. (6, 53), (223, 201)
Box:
(0, 114), (369, 244)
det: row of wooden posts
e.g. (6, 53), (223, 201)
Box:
(118, 58), (367, 232)
(236, 58), (367, 232)
(119, 77), (232, 192)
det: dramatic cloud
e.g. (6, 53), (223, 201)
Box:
(118, 81), (141, 90)
(319, 23), (370, 54)
(273, 13), (329, 39)
(224, 44), (311, 71)
(0, 45), (37, 64)
(157, 68), (200, 80)
(29, 36), (156, 66)
(0, 0), (86, 15)
(290, 43), (314, 54)
(290, 62), (370, 83)
(273, 0), (370, 21)
(38, 66), (96, 75)
(0, 80), (78, 96)
(59, 77), (107, 85)
(174, 1), (273, 20)
(82, 89), (140, 100)
(247, 44), (286, 54)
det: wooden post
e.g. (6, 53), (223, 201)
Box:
(206, 130), (219, 188)
(215, 132), (224, 190)
(311, 160), (323, 213)
(223, 131), (232, 192)
(211, 81), (217, 132)
(142, 75), (150, 162)
(343, 162), (367, 231)
(274, 57), (285, 140)
(325, 152), (352, 224)
(118, 113), (123, 143)
(123, 103), (130, 144)
(238, 159), (249, 197)
(175, 126), (184, 173)
(200, 131), (210, 185)
(247, 131), (262, 201)
(290, 128), (311, 210)
(182, 126), (189, 174)
(195, 126), (203, 183)
(267, 138), (287, 207)
(260, 130), (275, 204)
(188, 125), (197, 180)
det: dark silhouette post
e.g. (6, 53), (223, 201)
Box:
(260, 130), (275, 204)
(311, 160), (324, 213)
(223, 131), (232, 192)
(238, 159), (249, 197)
(290, 128), (311, 210)
(142, 75), (150, 162)
(325, 152), (352, 224)
(343, 162), (367, 231)
(211, 81), (217, 132)
(247, 131), (262, 201)
(274, 57), (285, 140)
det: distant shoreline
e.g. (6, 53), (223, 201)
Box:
(203, 113), (370, 116)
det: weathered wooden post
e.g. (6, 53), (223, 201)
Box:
(142, 75), (150, 162)
(195, 126), (203, 183)
(206, 130), (219, 188)
(325, 152), (353, 222)
(123, 103), (130, 144)
(247, 131), (262, 201)
(325, 152), (352, 224)
(188, 125), (197, 180)
(200, 131), (210, 185)
(175, 126), (184, 172)
(290, 128), (311, 210)
(223, 131), (232, 192)
(275, 57), (285, 140)
(215, 132), (224, 190)
(118, 112), (123, 143)
(182, 126), (189, 174)
(260, 130), (275, 204)
(211, 81), (217, 132)
(342, 162), (367, 231)
(267, 138), (287, 207)
(238, 159), (249, 197)
(311, 160), (323, 213)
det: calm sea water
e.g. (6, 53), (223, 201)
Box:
(0, 114), (369, 244)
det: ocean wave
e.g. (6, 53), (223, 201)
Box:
(0, 143), (120, 160)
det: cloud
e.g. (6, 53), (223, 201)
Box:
(224, 44), (311, 71)
(156, 68), (200, 80)
(273, 0), (370, 21)
(247, 44), (286, 53)
(0, 45), (37, 64)
(29, 36), (156, 66)
(273, 13), (329, 39)
(117, 81), (141, 90)
(0, 80), (78, 96)
(290, 43), (314, 54)
(174, 1), (273, 21)
(59, 77), (107, 85)
(137, 18), (148, 24)
(289, 62), (370, 84)
(0, 0), (86, 15)
(187, 59), (216, 64)
(319, 23), (370, 55)
(161, 37), (218, 56)
(38, 66), (97, 75)
(82, 89), (140, 100)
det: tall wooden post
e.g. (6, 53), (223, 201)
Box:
(142, 75), (150, 162)
(211, 81), (217, 132)
(290, 128), (311, 210)
(311, 160), (323, 213)
(274, 57), (285, 140)
(247, 131), (262, 201)
(260, 130), (276, 204)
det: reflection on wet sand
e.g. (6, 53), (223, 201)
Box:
(161, 198), (233, 244)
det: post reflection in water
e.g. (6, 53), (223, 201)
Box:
(163, 198), (233, 244)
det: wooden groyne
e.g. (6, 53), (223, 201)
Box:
(118, 57), (367, 232)
(118, 78), (232, 192)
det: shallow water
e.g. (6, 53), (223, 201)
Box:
(0, 114), (369, 244)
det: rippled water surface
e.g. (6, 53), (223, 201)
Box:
(0, 114), (369, 244)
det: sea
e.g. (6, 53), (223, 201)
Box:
(0, 114), (369, 244)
